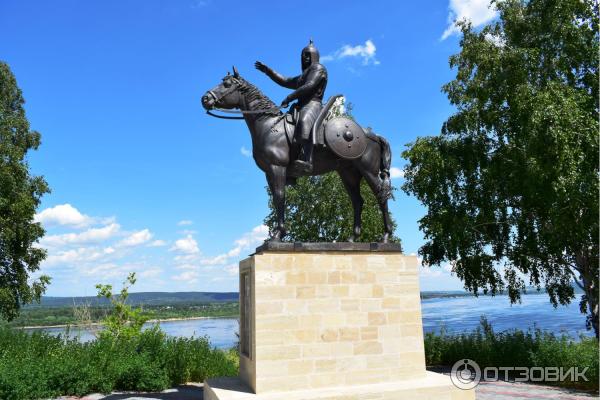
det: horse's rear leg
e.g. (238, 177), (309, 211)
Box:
(338, 168), (364, 242)
(266, 165), (287, 241)
(362, 171), (393, 243)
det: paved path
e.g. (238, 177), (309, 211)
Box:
(476, 380), (597, 399)
(57, 381), (598, 400)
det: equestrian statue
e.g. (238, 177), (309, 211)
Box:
(201, 40), (394, 243)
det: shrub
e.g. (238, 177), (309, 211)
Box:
(0, 326), (238, 400)
(425, 318), (599, 391)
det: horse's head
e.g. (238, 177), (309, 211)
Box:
(201, 66), (243, 111)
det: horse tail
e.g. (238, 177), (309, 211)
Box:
(376, 135), (393, 201)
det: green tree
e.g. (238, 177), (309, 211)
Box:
(265, 173), (400, 243)
(402, 0), (598, 336)
(96, 273), (151, 340)
(0, 62), (50, 321)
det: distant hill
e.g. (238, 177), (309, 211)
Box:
(421, 285), (583, 300)
(29, 292), (238, 308)
(30, 285), (583, 308)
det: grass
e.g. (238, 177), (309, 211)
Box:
(0, 326), (238, 400)
(424, 318), (599, 391)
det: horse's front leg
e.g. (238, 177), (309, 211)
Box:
(266, 165), (287, 242)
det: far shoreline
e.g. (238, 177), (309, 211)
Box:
(16, 315), (238, 330)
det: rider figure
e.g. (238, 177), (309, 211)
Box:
(255, 39), (328, 173)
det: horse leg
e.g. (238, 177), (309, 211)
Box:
(362, 171), (393, 243)
(266, 165), (287, 241)
(338, 168), (363, 242)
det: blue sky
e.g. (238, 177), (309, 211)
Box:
(0, 0), (498, 296)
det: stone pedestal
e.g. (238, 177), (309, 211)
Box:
(204, 243), (475, 400)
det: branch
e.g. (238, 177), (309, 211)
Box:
(469, 220), (509, 235)
(568, 266), (585, 290)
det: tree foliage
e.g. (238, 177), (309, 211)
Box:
(0, 61), (50, 321)
(402, 0), (599, 336)
(96, 273), (150, 340)
(265, 172), (399, 243)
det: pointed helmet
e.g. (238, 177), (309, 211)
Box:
(301, 39), (320, 69)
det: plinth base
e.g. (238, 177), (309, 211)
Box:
(204, 372), (474, 400)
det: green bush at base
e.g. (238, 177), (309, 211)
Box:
(0, 326), (238, 400)
(2, 318), (598, 399)
(424, 318), (599, 391)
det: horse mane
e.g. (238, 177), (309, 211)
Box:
(238, 77), (281, 118)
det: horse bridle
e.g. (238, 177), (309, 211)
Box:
(205, 77), (284, 120)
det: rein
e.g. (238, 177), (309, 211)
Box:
(206, 106), (284, 120)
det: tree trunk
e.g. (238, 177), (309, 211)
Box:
(583, 278), (599, 339)
(575, 252), (599, 339)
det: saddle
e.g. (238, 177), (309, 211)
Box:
(277, 94), (369, 169)
(281, 94), (344, 147)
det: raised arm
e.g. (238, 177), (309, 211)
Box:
(255, 61), (299, 89)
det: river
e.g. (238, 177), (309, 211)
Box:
(28, 293), (593, 349)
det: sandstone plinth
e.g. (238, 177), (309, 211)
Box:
(204, 244), (475, 400)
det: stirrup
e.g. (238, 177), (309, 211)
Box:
(292, 160), (313, 173)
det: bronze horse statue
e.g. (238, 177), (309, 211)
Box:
(202, 67), (394, 242)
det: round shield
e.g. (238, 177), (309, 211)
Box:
(324, 117), (367, 159)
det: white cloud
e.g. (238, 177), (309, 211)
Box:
(175, 263), (199, 270)
(117, 229), (153, 247)
(418, 257), (465, 291)
(44, 248), (88, 266)
(83, 263), (123, 278)
(224, 224), (267, 257)
(224, 263), (238, 276)
(199, 225), (268, 266)
(170, 234), (200, 254)
(168, 225), (266, 287)
(35, 204), (93, 228)
(390, 167), (404, 179)
(174, 254), (200, 263)
(200, 254), (229, 266)
(38, 204), (269, 293)
(147, 240), (167, 247)
(44, 246), (117, 267)
(172, 270), (200, 283)
(240, 146), (252, 157)
(139, 268), (163, 278)
(41, 223), (121, 247)
(74, 260), (163, 281)
(232, 225), (269, 253)
(442, 0), (498, 40)
(321, 40), (379, 66)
